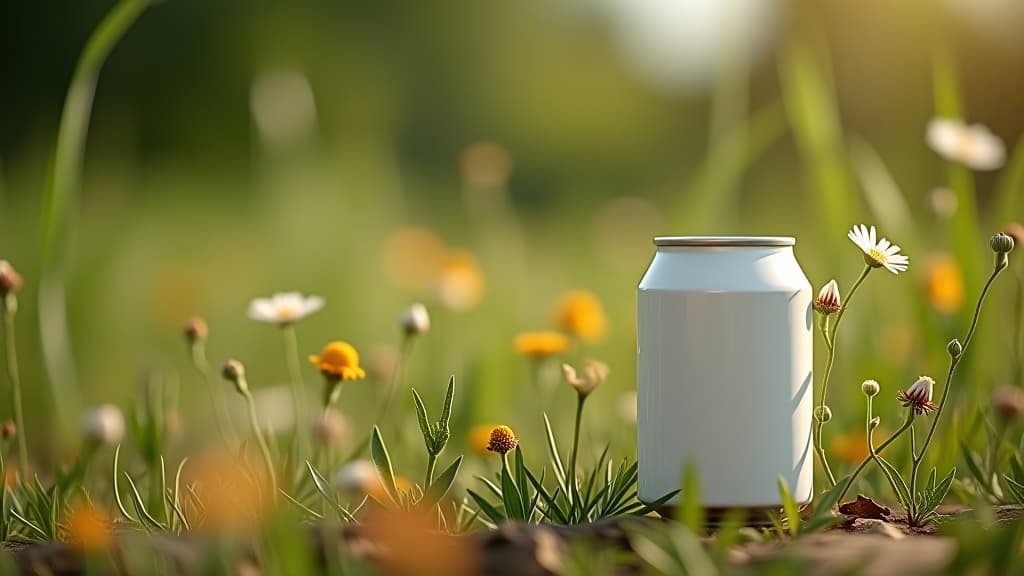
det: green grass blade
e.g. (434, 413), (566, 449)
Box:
(370, 426), (399, 504)
(424, 456), (463, 507)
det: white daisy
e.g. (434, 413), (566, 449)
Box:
(248, 292), (324, 325)
(848, 224), (909, 274)
(926, 118), (1006, 171)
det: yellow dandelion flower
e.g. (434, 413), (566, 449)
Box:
(437, 249), (485, 311)
(67, 504), (112, 551)
(486, 425), (518, 455)
(923, 253), (964, 314)
(468, 424), (497, 457)
(515, 331), (570, 358)
(554, 290), (607, 342)
(309, 341), (366, 380)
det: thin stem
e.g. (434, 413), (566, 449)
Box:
(191, 341), (236, 447)
(838, 410), (915, 502)
(375, 335), (413, 431)
(425, 452), (437, 489)
(916, 267), (1001, 465)
(3, 296), (28, 477)
(241, 387), (278, 499)
(815, 265), (872, 487)
(281, 324), (307, 454)
(866, 396), (907, 505)
(568, 395), (586, 506)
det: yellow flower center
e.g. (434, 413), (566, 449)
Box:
(275, 306), (296, 321)
(867, 248), (887, 265)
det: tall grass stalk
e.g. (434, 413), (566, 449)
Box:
(2, 295), (28, 476)
(37, 0), (153, 434)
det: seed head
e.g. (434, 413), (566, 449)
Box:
(813, 280), (841, 316)
(814, 405), (832, 423)
(861, 380), (880, 397)
(183, 316), (208, 344)
(0, 260), (22, 297)
(947, 338), (963, 360)
(486, 425), (518, 455)
(222, 359), (248, 393)
(399, 303), (431, 336)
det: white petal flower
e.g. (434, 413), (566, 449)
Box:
(813, 280), (841, 315)
(897, 376), (938, 415)
(926, 118), (1006, 171)
(81, 404), (125, 445)
(399, 303), (431, 335)
(247, 292), (324, 325)
(848, 224), (909, 274)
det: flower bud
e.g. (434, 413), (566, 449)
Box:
(333, 459), (380, 494)
(1, 419), (15, 440)
(183, 316), (208, 344)
(861, 380), (880, 398)
(399, 303), (431, 336)
(991, 387), (1024, 422)
(813, 280), (841, 316)
(947, 338), (963, 360)
(897, 376), (937, 415)
(0, 260), (23, 297)
(562, 359), (610, 398)
(991, 232), (1015, 254)
(222, 359), (248, 393)
(81, 404), (125, 446)
(814, 405), (833, 423)
(486, 425), (518, 455)
(314, 408), (350, 447)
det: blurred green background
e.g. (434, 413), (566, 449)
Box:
(1, 0), (1023, 481)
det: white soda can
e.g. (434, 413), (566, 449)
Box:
(637, 236), (813, 513)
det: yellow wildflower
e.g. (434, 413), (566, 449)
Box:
(437, 249), (485, 311)
(309, 341), (366, 380)
(486, 425), (518, 455)
(515, 331), (570, 358)
(923, 253), (964, 313)
(554, 290), (607, 342)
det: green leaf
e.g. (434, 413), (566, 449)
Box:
(411, 389), (433, 450)
(370, 427), (400, 504)
(112, 445), (138, 524)
(543, 414), (567, 492)
(123, 472), (165, 531)
(424, 456), (463, 507)
(676, 461), (703, 532)
(467, 489), (505, 524)
(514, 447), (530, 518)
(525, 467), (569, 524)
(777, 476), (802, 537)
(500, 459), (525, 521)
(440, 375), (455, 429)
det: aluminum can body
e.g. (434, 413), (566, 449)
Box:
(637, 237), (813, 507)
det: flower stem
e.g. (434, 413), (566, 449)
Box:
(838, 409), (914, 502)
(3, 295), (28, 477)
(568, 395), (586, 507)
(240, 387), (278, 500)
(908, 265), (1003, 513)
(815, 265), (872, 487)
(865, 396), (909, 505)
(425, 452), (437, 489)
(281, 324), (307, 453)
(191, 340), (236, 447)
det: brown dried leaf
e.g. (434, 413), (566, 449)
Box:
(839, 495), (891, 520)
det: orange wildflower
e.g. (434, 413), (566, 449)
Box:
(923, 253), (964, 313)
(515, 331), (569, 358)
(67, 504), (112, 551)
(437, 250), (485, 312)
(309, 341), (366, 380)
(554, 290), (607, 342)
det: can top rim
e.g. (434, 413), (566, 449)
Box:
(654, 236), (795, 247)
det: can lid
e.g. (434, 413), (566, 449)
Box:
(653, 236), (795, 247)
